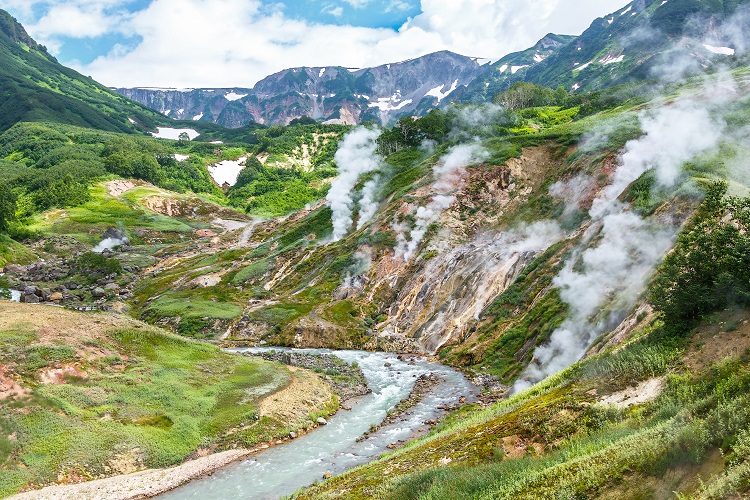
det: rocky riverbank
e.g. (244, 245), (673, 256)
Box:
(245, 350), (370, 401)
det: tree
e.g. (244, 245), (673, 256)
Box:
(649, 182), (750, 331)
(495, 82), (554, 110)
(178, 132), (190, 144)
(0, 183), (16, 233)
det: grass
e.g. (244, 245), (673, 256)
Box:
(0, 303), (296, 498)
(296, 317), (750, 500)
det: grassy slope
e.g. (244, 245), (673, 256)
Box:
(295, 308), (750, 499)
(0, 10), (166, 134)
(0, 302), (332, 498)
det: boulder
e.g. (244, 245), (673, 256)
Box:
(3, 264), (26, 274)
(317, 417), (328, 425)
(49, 292), (63, 301)
(104, 283), (120, 292)
(22, 294), (40, 304)
(92, 287), (107, 298)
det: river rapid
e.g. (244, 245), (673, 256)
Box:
(160, 347), (477, 500)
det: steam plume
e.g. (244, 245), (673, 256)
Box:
(327, 127), (383, 241)
(396, 143), (488, 260)
(356, 175), (382, 229)
(513, 92), (726, 392)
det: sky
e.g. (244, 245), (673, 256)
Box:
(0, 0), (630, 88)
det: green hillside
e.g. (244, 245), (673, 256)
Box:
(0, 10), (166, 134)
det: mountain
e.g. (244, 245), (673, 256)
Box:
(118, 0), (748, 127)
(0, 10), (167, 134)
(458, 0), (750, 101)
(115, 51), (492, 127)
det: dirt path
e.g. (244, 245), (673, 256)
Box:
(10, 449), (254, 500)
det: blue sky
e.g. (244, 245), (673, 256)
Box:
(0, 0), (629, 88)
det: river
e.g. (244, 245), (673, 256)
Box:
(160, 347), (477, 500)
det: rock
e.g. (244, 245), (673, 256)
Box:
(92, 287), (106, 298)
(317, 417), (327, 425)
(23, 286), (37, 296)
(104, 283), (120, 292)
(49, 292), (63, 301)
(22, 294), (40, 304)
(3, 264), (26, 274)
(102, 227), (130, 244)
(323, 472), (332, 480)
(384, 363), (392, 367)
(289, 431), (297, 439)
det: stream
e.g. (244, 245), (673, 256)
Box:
(161, 347), (477, 500)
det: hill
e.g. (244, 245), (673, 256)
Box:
(0, 10), (169, 134)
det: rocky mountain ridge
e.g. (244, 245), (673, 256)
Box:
(115, 51), (491, 127)
(117, 0), (748, 127)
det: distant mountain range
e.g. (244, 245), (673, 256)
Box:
(115, 51), (490, 128)
(116, 0), (746, 127)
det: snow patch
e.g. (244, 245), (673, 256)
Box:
(620, 5), (632, 15)
(533, 53), (545, 63)
(425, 79), (459, 103)
(173, 154), (190, 162)
(600, 54), (625, 65)
(499, 64), (509, 72)
(128, 118), (136, 124)
(178, 108), (184, 114)
(193, 113), (204, 121)
(607, 17), (615, 24)
(208, 156), (248, 187)
(224, 92), (248, 101)
(163, 110), (171, 116)
(573, 60), (593, 71)
(368, 99), (413, 111)
(319, 68), (326, 78)
(210, 140), (224, 144)
(511, 65), (528, 74)
(703, 44), (735, 55)
(151, 128), (199, 140)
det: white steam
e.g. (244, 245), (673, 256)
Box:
(513, 210), (674, 392)
(327, 127), (383, 241)
(93, 237), (129, 253)
(356, 175), (382, 230)
(513, 91), (727, 393)
(396, 143), (488, 261)
(591, 103), (724, 218)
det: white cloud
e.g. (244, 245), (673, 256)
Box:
(8, 0), (630, 87)
(32, 4), (121, 38)
(343, 0), (371, 7)
(322, 4), (344, 17)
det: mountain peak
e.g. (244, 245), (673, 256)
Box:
(0, 9), (47, 54)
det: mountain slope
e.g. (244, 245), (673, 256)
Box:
(459, 0), (750, 100)
(116, 51), (491, 127)
(0, 10), (166, 133)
